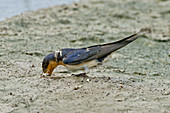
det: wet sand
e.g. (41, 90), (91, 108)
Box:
(0, 0), (170, 112)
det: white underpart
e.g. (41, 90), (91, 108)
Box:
(65, 52), (114, 71)
(84, 66), (90, 73)
(65, 59), (99, 70)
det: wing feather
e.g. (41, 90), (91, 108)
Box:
(62, 46), (101, 65)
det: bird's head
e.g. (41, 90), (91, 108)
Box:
(42, 51), (60, 76)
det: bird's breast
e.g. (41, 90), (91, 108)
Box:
(65, 60), (99, 70)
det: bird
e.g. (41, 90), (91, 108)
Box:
(42, 30), (144, 77)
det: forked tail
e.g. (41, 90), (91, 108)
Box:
(97, 29), (146, 58)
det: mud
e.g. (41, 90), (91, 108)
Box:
(0, 0), (170, 112)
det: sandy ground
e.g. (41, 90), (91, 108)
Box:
(0, 0), (170, 112)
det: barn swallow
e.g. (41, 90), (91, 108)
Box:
(42, 30), (143, 77)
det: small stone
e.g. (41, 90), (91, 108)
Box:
(74, 85), (82, 90)
(31, 64), (35, 67)
(162, 91), (170, 95)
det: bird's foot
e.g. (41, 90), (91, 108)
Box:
(71, 73), (88, 77)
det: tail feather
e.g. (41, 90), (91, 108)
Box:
(96, 31), (143, 58)
(101, 33), (139, 52)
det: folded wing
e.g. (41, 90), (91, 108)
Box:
(62, 32), (141, 65)
(62, 46), (101, 65)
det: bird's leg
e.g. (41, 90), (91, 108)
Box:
(72, 66), (89, 77)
